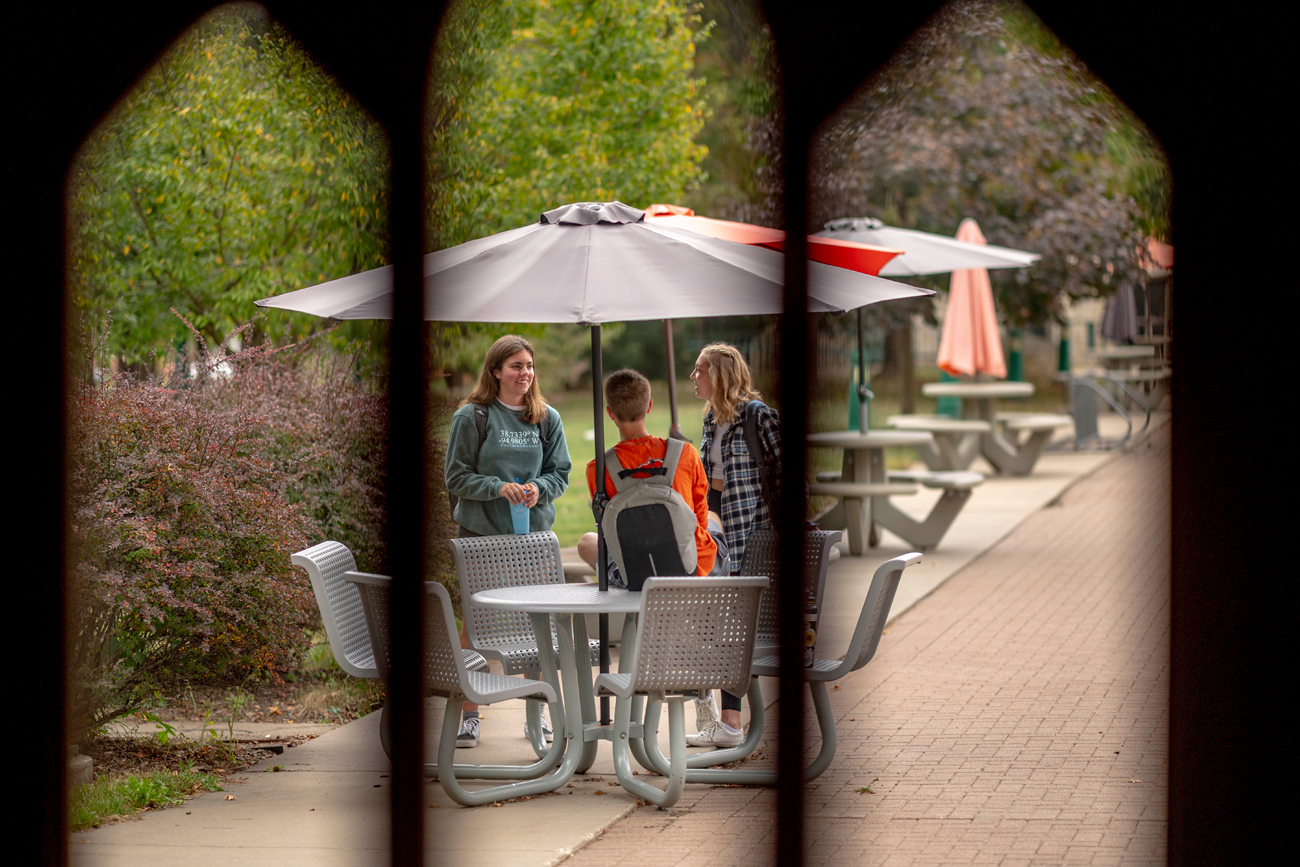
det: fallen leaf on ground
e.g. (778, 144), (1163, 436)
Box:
(595, 790), (606, 795)
(224, 795), (236, 801)
(1130, 778), (1141, 783)
(856, 786), (874, 794)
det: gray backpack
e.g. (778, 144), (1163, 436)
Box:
(600, 438), (699, 591)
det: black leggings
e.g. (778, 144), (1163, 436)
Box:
(707, 487), (744, 712)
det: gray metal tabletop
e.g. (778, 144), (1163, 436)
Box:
(887, 415), (992, 433)
(807, 429), (934, 449)
(470, 583), (642, 614)
(921, 381), (1034, 399)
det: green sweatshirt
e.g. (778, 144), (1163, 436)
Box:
(444, 400), (571, 536)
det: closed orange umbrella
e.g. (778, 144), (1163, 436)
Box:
(938, 218), (1007, 379)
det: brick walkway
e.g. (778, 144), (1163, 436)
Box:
(565, 427), (1170, 866)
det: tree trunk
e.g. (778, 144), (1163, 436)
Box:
(886, 322), (915, 414)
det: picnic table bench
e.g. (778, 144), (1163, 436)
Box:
(808, 430), (982, 552)
(919, 381), (1068, 476)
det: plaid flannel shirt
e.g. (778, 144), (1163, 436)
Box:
(701, 400), (781, 573)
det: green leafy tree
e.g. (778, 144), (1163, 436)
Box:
(422, 0), (708, 388)
(426, 0), (711, 251)
(684, 0), (780, 225)
(69, 6), (390, 362)
(810, 0), (1169, 327)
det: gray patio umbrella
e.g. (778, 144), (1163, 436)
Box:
(259, 203), (930, 324)
(1101, 285), (1139, 345)
(817, 217), (1041, 277)
(815, 217), (1041, 430)
(258, 201), (933, 717)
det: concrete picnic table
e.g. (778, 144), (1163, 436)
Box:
(1095, 345), (1157, 364)
(888, 414), (992, 471)
(920, 381), (1066, 476)
(808, 430), (982, 553)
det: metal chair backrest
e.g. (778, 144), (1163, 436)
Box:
(626, 577), (768, 697)
(740, 528), (843, 651)
(291, 541), (376, 678)
(450, 532), (566, 667)
(344, 572), (465, 698)
(846, 554), (922, 673)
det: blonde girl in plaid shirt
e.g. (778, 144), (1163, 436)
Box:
(687, 342), (782, 747)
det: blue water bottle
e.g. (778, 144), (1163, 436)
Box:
(510, 477), (530, 535)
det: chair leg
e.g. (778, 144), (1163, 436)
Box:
(392, 695), (565, 783)
(525, 691), (547, 759)
(638, 680), (838, 786)
(431, 697), (576, 807)
(627, 695), (656, 773)
(613, 694), (686, 808)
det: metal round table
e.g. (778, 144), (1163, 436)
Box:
(470, 584), (642, 778)
(920, 381), (1039, 473)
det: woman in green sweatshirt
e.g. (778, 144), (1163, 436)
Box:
(443, 334), (571, 748)
(444, 334), (571, 537)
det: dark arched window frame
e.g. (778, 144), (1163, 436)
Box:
(16, 2), (1283, 864)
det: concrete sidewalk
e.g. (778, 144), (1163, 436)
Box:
(71, 414), (1166, 866)
(568, 421), (1170, 866)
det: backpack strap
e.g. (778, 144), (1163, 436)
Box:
(604, 446), (627, 495)
(660, 437), (686, 480)
(743, 400), (777, 510)
(471, 403), (490, 445)
(606, 439), (680, 492)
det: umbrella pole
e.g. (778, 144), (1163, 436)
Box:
(591, 324), (611, 725)
(663, 320), (687, 441)
(857, 309), (874, 432)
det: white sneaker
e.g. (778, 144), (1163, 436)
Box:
(694, 692), (719, 731)
(685, 720), (744, 748)
(524, 706), (555, 744)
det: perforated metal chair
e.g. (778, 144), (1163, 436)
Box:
(743, 527), (843, 656)
(594, 576), (767, 808)
(637, 553), (921, 785)
(292, 541), (488, 678)
(345, 571), (571, 807)
(637, 527), (841, 771)
(450, 532), (599, 754)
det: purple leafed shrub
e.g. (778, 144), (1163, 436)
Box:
(67, 315), (391, 739)
(67, 314), (463, 740)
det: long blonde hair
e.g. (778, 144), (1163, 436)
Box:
(698, 342), (762, 425)
(464, 335), (547, 424)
